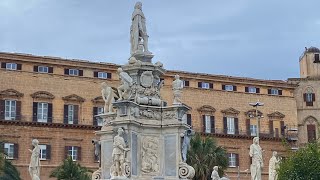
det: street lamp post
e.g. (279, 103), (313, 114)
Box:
(249, 101), (264, 139)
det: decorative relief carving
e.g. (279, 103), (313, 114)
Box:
(221, 107), (240, 115)
(140, 71), (154, 88)
(0, 89), (24, 98)
(197, 105), (216, 114)
(31, 91), (55, 99)
(139, 109), (161, 120)
(141, 136), (160, 174)
(62, 94), (85, 102)
(163, 111), (176, 120)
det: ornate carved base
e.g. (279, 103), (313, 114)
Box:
(178, 162), (195, 180)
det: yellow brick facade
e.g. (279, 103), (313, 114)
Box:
(0, 52), (298, 180)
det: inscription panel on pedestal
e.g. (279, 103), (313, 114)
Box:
(164, 134), (177, 176)
(131, 132), (138, 176)
(101, 140), (113, 179)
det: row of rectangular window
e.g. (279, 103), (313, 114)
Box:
(1, 100), (104, 126)
(197, 81), (282, 95)
(3, 143), (88, 162)
(1, 62), (112, 79)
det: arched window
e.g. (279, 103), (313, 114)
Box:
(303, 87), (315, 106)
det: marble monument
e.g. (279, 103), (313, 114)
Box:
(249, 137), (263, 180)
(268, 151), (280, 180)
(92, 2), (195, 180)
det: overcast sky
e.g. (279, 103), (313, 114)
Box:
(0, 0), (319, 80)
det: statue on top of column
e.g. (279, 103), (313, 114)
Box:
(130, 2), (151, 55)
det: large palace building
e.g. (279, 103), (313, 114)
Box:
(0, 46), (319, 179)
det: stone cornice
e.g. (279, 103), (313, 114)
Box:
(62, 94), (85, 103)
(267, 111), (285, 119)
(92, 96), (104, 103)
(0, 120), (101, 130)
(0, 89), (24, 98)
(31, 91), (55, 99)
(197, 105), (216, 113)
(200, 132), (282, 141)
(221, 107), (240, 115)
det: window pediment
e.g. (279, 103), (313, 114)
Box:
(92, 96), (104, 103)
(31, 91), (55, 99)
(197, 105), (216, 114)
(245, 109), (263, 117)
(221, 107), (240, 116)
(267, 111), (285, 119)
(62, 94), (85, 103)
(0, 89), (24, 98)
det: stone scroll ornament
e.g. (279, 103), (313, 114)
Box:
(110, 127), (131, 179)
(179, 162), (195, 180)
(130, 1), (151, 55)
(91, 168), (102, 180)
(28, 139), (41, 180)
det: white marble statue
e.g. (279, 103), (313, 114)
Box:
(101, 82), (115, 113)
(28, 139), (41, 180)
(117, 68), (133, 101)
(111, 128), (130, 178)
(92, 139), (101, 167)
(269, 151), (280, 180)
(130, 1), (151, 55)
(172, 74), (184, 105)
(250, 137), (263, 180)
(181, 129), (194, 162)
(211, 166), (220, 180)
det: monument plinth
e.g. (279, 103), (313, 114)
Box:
(92, 2), (195, 180)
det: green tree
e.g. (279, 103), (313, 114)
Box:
(187, 134), (228, 180)
(277, 143), (320, 180)
(50, 156), (92, 180)
(0, 142), (21, 180)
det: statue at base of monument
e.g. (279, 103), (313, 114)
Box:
(172, 74), (184, 105)
(180, 129), (194, 162)
(92, 139), (101, 167)
(211, 166), (220, 180)
(110, 128), (130, 178)
(28, 139), (41, 180)
(130, 1), (151, 55)
(250, 137), (263, 180)
(101, 82), (115, 113)
(269, 151), (280, 180)
(117, 68), (133, 101)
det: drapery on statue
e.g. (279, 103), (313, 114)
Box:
(28, 139), (41, 180)
(180, 129), (194, 162)
(101, 82), (115, 113)
(211, 166), (220, 180)
(269, 151), (280, 180)
(111, 128), (130, 177)
(92, 139), (101, 167)
(117, 68), (133, 101)
(250, 137), (263, 180)
(172, 74), (184, 105)
(130, 1), (151, 55)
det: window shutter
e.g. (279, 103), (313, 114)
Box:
(315, 54), (320, 62)
(184, 80), (189, 87)
(233, 86), (237, 91)
(93, 107), (98, 126)
(0, 100), (5, 120)
(64, 69), (69, 75)
(245, 87), (249, 92)
(234, 118), (239, 134)
(269, 120), (274, 137)
(79, 70), (83, 76)
(48, 103), (53, 123)
(209, 83), (213, 89)
(16, 101), (21, 120)
(48, 67), (53, 73)
(17, 64), (22, 70)
(303, 93), (307, 101)
(74, 105), (79, 124)
(1, 62), (6, 68)
(246, 119), (251, 136)
(63, 105), (68, 124)
(307, 124), (316, 142)
(222, 85), (226, 90)
(312, 93), (316, 101)
(256, 88), (260, 93)
(202, 115), (206, 132)
(14, 143), (19, 159)
(94, 71), (98, 77)
(34, 66), (38, 72)
(198, 82), (202, 88)
(280, 121), (285, 136)
(107, 73), (112, 79)
(268, 89), (271, 94)
(210, 116), (215, 133)
(278, 90), (282, 95)
(77, 147), (81, 161)
(187, 114), (192, 126)
(235, 154), (239, 166)
(65, 146), (69, 159)
(223, 117), (227, 134)
(33, 102), (38, 122)
(46, 145), (51, 160)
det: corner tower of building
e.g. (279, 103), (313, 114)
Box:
(299, 46), (320, 78)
